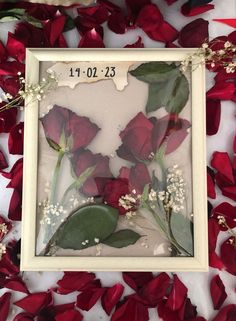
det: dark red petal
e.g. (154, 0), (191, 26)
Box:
(13, 312), (34, 321)
(78, 29), (105, 48)
(55, 309), (83, 321)
(222, 186), (236, 201)
(8, 189), (22, 221)
(8, 122), (24, 155)
(126, 0), (151, 16)
(0, 61), (25, 76)
(76, 288), (105, 311)
(213, 19), (236, 28)
(139, 272), (171, 307)
(122, 272), (153, 292)
(0, 76), (21, 97)
(165, 0), (178, 4)
(136, 4), (163, 33)
(166, 274), (188, 311)
(208, 218), (224, 270)
(44, 15), (66, 47)
(3, 276), (29, 294)
(0, 108), (18, 133)
(0, 41), (7, 62)
(181, 3), (214, 16)
(0, 215), (12, 241)
(179, 18), (209, 47)
(0, 292), (11, 321)
(228, 30), (236, 44)
(220, 237), (236, 276)
(206, 100), (221, 136)
(212, 304), (236, 321)
(129, 163), (151, 194)
(145, 20), (179, 43)
(212, 202), (236, 230)
(14, 291), (52, 314)
(207, 166), (216, 199)
(124, 37), (144, 48)
(107, 11), (127, 34)
(111, 297), (149, 321)
(57, 272), (96, 294)
(0, 150), (8, 170)
(210, 274), (227, 310)
(0, 249), (19, 276)
(6, 32), (25, 62)
(209, 252), (225, 270)
(101, 283), (124, 315)
(207, 82), (235, 101)
(211, 152), (234, 184)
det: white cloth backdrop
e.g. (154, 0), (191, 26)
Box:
(0, 0), (235, 319)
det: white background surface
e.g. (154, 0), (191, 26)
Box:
(0, 0), (236, 320)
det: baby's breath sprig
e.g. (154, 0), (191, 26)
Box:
(180, 39), (236, 73)
(0, 69), (58, 113)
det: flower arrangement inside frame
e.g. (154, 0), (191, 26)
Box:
(36, 60), (193, 258)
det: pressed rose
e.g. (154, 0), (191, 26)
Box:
(119, 163), (151, 195)
(102, 178), (130, 215)
(207, 166), (216, 199)
(78, 29), (105, 48)
(0, 150), (8, 170)
(212, 202), (236, 231)
(70, 149), (112, 197)
(56, 272), (96, 294)
(101, 284), (124, 315)
(8, 122), (24, 155)
(220, 237), (236, 276)
(0, 107), (18, 133)
(76, 288), (105, 311)
(41, 105), (100, 153)
(0, 292), (11, 321)
(178, 19), (209, 47)
(117, 112), (190, 163)
(210, 274), (227, 310)
(212, 304), (236, 321)
(206, 100), (221, 136)
(14, 291), (53, 315)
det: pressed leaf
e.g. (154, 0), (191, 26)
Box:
(102, 229), (141, 248)
(170, 212), (193, 255)
(56, 204), (118, 250)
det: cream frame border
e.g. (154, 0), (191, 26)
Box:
(21, 49), (208, 272)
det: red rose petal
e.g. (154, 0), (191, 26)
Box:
(0, 76), (21, 97)
(139, 272), (170, 307)
(111, 297), (149, 321)
(0, 249), (19, 276)
(0, 150), (8, 170)
(44, 15), (66, 47)
(3, 158), (23, 189)
(55, 309), (83, 321)
(0, 215), (12, 241)
(210, 252), (225, 270)
(0, 292), (11, 321)
(124, 37), (144, 48)
(210, 274), (227, 310)
(220, 237), (236, 276)
(14, 291), (52, 314)
(222, 186), (236, 201)
(136, 4), (163, 33)
(0, 108), (18, 133)
(13, 312), (34, 321)
(0, 61), (25, 76)
(207, 166), (216, 199)
(165, 0), (178, 5)
(126, 0), (151, 16)
(181, 3), (214, 16)
(57, 272), (96, 294)
(213, 19), (236, 28)
(8, 122), (24, 155)
(6, 33), (25, 62)
(101, 283), (124, 315)
(3, 276), (29, 294)
(212, 304), (236, 321)
(208, 218), (224, 270)
(166, 274), (188, 311)
(179, 18), (209, 47)
(76, 288), (105, 311)
(211, 152), (234, 184)
(206, 100), (221, 136)
(207, 82), (235, 101)
(107, 11), (127, 34)
(122, 272), (153, 292)
(228, 30), (236, 44)
(146, 20), (179, 43)
(8, 189), (22, 221)
(0, 41), (7, 62)
(79, 29), (105, 48)
(212, 202), (236, 230)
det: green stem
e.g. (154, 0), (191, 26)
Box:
(50, 150), (64, 205)
(60, 181), (77, 205)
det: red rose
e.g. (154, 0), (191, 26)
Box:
(41, 105), (100, 153)
(102, 179), (130, 215)
(71, 149), (112, 197)
(117, 112), (190, 162)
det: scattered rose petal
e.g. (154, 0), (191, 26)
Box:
(13, 312), (34, 321)
(55, 309), (83, 321)
(213, 19), (236, 28)
(0, 61), (25, 76)
(208, 218), (224, 270)
(0, 292), (11, 321)
(0, 76), (21, 97)
(211, 152), (234, 184)
(79, 29), (105, 48)
(6, 32), (25, 62)
(111, 297), (149, 321)
(8, 189), (22, 221)
(146, 20), (179, 43)
(166, 274), (188, 311)
(102, 283), (124, 315)
(220, 237), (236, 276)
(0, 41), (7, 62)
(207, 82), (235, 101)
(76, 288), (105, 311)
(14, 291), (52, 314)
(0, 150), (8, 170)
(57, 272), (96, 294)
(122, 272), (153, 292)
(124, 37), (144, 48)
(181, 3), (214, 16)
(8, 122), (24, 155)
(207, 166), (216, 199)
(136, 4), (163, 34)
(2, 276), (29, 294)
(0, 108), (18, 133)
(212, 304), (236, 321)
(210, 274), (227, 310)
(44, 15), (66, 47)
(206, 100), (221, 136)
(178, 18), (209, 47)
(212, 202), (236, 231)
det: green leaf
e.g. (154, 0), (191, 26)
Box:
(23, 14), (43, 28)
(64, 15), (75, 32)
(130, 62), (178, 84)
(170, 212), (193, 256)
(0, 8), (25, 22)
(102, 229), (141, 248)
(56, 204), (119, 250)
(46, 138), (61, 152)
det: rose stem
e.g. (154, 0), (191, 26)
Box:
(49, 150), (65, 205)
